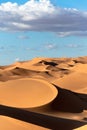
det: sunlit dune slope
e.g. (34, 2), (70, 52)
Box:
(0, 78), (58, 108)
(0, 116), (48, 130)
(53, 64), (87, 93)
(74, 125), (87, 130)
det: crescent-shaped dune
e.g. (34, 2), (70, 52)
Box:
(0, 116), (48, 130)
(0, 78), (58, 108)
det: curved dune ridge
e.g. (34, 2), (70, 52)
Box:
(53, 72), (87, 93)
(0, 78), (58, 108)
(0, 116), (48, 130)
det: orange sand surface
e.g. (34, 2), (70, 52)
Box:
(0, 56), (87, 130)
(74, 125), (87, 130)
(0, 116), (48, 130)
(0, 78), (57, 107)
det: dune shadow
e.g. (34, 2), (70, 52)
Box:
(0, 84), (87, 129)
(39, 60), (58, 66)
(75, 93), (87, 109)
(0, 104), (86, 130)
(50, 85), (87, 113)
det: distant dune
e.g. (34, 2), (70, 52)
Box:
(0, 56), (87, 130)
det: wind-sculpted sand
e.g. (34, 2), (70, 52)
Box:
(0, 56), (87, 130)
(0, 78), (58, 107)
(0, 116), (48, 130)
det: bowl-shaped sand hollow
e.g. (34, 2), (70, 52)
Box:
(0, 78), (58, 108)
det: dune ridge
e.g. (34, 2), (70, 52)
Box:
(0, 56), (87, 130)
(0, 78), (58, 108)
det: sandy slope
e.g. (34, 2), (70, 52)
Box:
(74, 125), (87, 130)
(0, 56), (87, 130)
(0, 116), (48, 130)
(0, 78), (57, 107)
(53, 72), (87, 93)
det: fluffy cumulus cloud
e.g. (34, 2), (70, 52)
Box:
(1, 0), (87, 36)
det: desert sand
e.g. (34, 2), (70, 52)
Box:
(0, 56), (87, 130)
(74, 125), (87, 130)
(0, 116), (48, 130)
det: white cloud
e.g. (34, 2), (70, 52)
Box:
(0, 0), (87, 36)
(45, 43), (58, 50)
(66, 44), (82, 48)
(18, 35), (30, 39)
(57, 31), (87, 37)
(15, 57), (20, 62)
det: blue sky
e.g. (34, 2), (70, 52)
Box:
(0, 0), (87, 65)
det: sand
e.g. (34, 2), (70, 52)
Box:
(0, 56), (87, 130)
(74, 125), (87, 130)
(0, 116), (48, 130)
(0, 78), (57, 107)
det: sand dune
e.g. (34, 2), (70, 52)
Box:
(0, 56), (87, 130)
(0, 78), (57, 108)
(74, 125), (87, 130)
(0, 116), (48, 130)
(53, 71), (87, 93)
(0, 105), (86, 130)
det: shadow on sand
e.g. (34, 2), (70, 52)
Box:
(50, 85), (87, 113)
(0, 85), (87, 130)
(0, 104), (86, 130)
